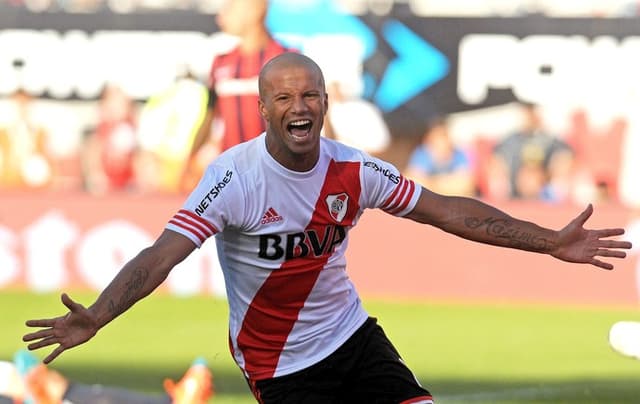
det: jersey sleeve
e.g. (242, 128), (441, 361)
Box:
(165, 162), (237, 247)
(360, 156), (421, 217)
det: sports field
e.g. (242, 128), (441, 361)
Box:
(4, 290), (640, 403)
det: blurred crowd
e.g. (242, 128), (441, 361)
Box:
(1, 0), (639, 207)
(1, 0), (640, 17)
(0, 75), (211, 195)
(1, 80), (636, 209)
(402, 102), (623, 206)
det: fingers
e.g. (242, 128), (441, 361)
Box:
(598, 239), (632, 249)
(575, 204), (594, 226)
(26, 336), (59, 350)
(596, 228), (627, 239)
(61, 293), (83, 313)
(25, 318), (57, 328)
(589, 245), (628, 273)
(23, 328), (55, 342)
(43, 345), (66, 364)
(23, 328), (68, 364)
(594, 231), (632, 252)
(23, 326), (62, 350)
(590, 246), (628, 270)
(590, 258), (614, 270)
(25, 293), (78, 331)
(596, 249), (627, 259)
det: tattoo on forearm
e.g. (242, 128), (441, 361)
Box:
(464, 217), (554, 251)
(108, 268), (149, 316)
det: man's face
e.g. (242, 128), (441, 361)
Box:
(259, 64), (328, 171)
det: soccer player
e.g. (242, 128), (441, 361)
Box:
(24, 53), (632, 403)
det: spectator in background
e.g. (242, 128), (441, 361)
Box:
(512, 143), (556, 200)
(183, 0), (291, 183)
(404, 116), (475, 197)
(81, 84), (138, 194)
(0, 89), (54, 190)
(323, 81), (391, 156)
(136, 67), (209, 194)
(565, 109), (627, 204)
(488, 102), (574, 202)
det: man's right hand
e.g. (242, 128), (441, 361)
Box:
(23, 293), (99, 364)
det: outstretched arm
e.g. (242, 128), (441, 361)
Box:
(23, 229), (196, 363)
(405, 187), (632, 270)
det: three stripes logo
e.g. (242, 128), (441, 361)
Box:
(261, 207), (283, 225)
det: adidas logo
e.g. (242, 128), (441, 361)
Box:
(261, 207), (283, 225)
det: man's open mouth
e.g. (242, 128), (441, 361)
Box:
(287, 119), (313, 138)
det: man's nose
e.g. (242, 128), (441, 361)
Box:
(290, 95), (309, 113)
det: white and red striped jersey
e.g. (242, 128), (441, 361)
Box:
(166, 134), (420, 381)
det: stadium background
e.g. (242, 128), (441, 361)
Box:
(2, 0), (640, 402)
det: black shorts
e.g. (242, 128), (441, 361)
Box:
(248, 317), (433, 404)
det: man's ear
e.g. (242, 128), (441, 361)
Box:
(324, 92), (329, 115)
(258, 99), (268, 121)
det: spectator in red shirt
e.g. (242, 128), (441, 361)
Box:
(82, 84), (138, 194)
(183, 0), (291, 187)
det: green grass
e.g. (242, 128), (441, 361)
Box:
(4, 290), (640, 403)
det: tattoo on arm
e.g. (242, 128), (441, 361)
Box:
(464, 217), (555, 252)
(108, 268), (150, 317)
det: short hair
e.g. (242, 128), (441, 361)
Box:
(258, 52), (325, 97)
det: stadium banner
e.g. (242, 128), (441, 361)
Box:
(1, 5), (638, 135)
(1, 192), (639, 306)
